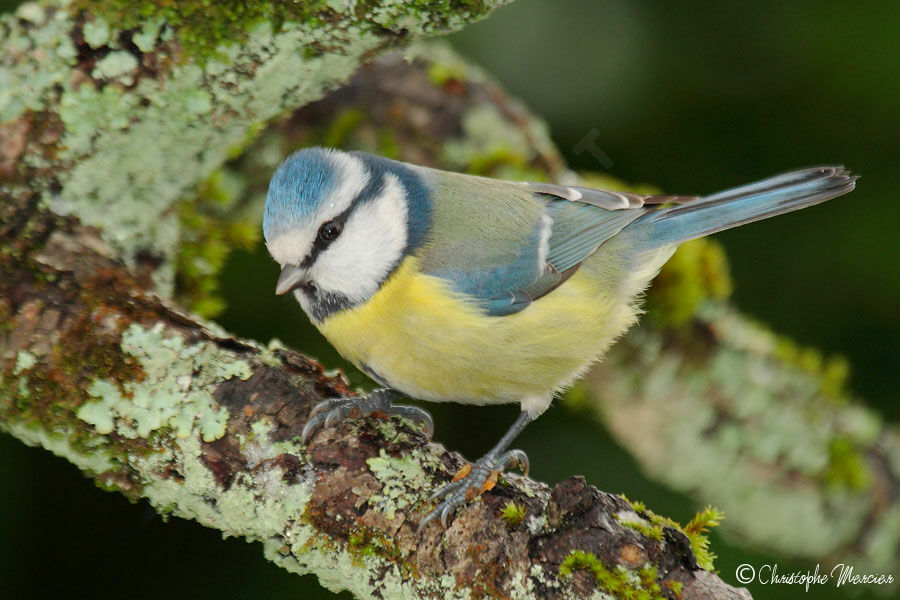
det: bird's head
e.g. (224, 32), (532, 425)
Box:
(263, 147), (431, 320)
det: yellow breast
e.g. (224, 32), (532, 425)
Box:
(315, 252), (658, 412)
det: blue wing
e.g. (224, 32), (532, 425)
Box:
(416, 166), (854, 317)
(479, 198), (646, 316)
(415, 170), (684, 316)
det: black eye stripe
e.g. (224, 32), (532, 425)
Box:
(302, 218), (344, 267)
(300, 172), (387, 269)
(300, 200), (358, 268)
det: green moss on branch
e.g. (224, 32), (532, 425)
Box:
(78, 0), (498, 62)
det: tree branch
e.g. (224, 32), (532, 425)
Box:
(2, 3), (749, 600)
(590, 309), (900, 572)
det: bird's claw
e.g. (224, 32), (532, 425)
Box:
(301, 390), (433, 443)
(418, 448), (529, 533)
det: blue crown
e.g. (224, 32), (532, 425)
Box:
(263, 147), (337, 242)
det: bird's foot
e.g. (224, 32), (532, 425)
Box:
(418, 448), (529, 532)
(301, 389), (434, 443)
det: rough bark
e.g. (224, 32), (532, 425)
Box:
(2, 2), (751, 600)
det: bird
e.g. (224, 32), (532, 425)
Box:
(262, 147), (856, 531)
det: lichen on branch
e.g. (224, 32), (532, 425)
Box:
(1, 4), (755, 592)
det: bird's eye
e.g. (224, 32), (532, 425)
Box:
(318, 220), (342, 242)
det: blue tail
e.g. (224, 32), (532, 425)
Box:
(627, 166), (857, 248)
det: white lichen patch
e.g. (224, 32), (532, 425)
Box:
(57, 85), (139, 156)
(5, 419), (115, 475)
(14, 350), (37, 374)
(16, 2), (46, 25)
(0, 8), (76, 123)
(131, 18), (164, 52)
(76, 322), (250, 442)
(613, 510), (645, 527)
(366, 448), (429, 520)
(82, 17), (111, 49)
(526, 513), (548, 536)
(77, 380), (118, 434)
(92, 51), (139, 84)
(523, 563), (576, 600)
(180, 434), (310, 534)
(269, 531), (477, 600)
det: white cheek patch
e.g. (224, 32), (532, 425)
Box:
(312, 173), (409, 302)
(266, 152), (370, 267)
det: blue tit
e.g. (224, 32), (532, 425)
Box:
(262, 147), (856, 530)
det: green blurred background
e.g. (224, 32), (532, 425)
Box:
(1, 1), (897, 598)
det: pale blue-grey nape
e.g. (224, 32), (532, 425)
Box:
(263, 147), (338, 242)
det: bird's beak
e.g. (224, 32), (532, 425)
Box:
(275, 264), (307, 295)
